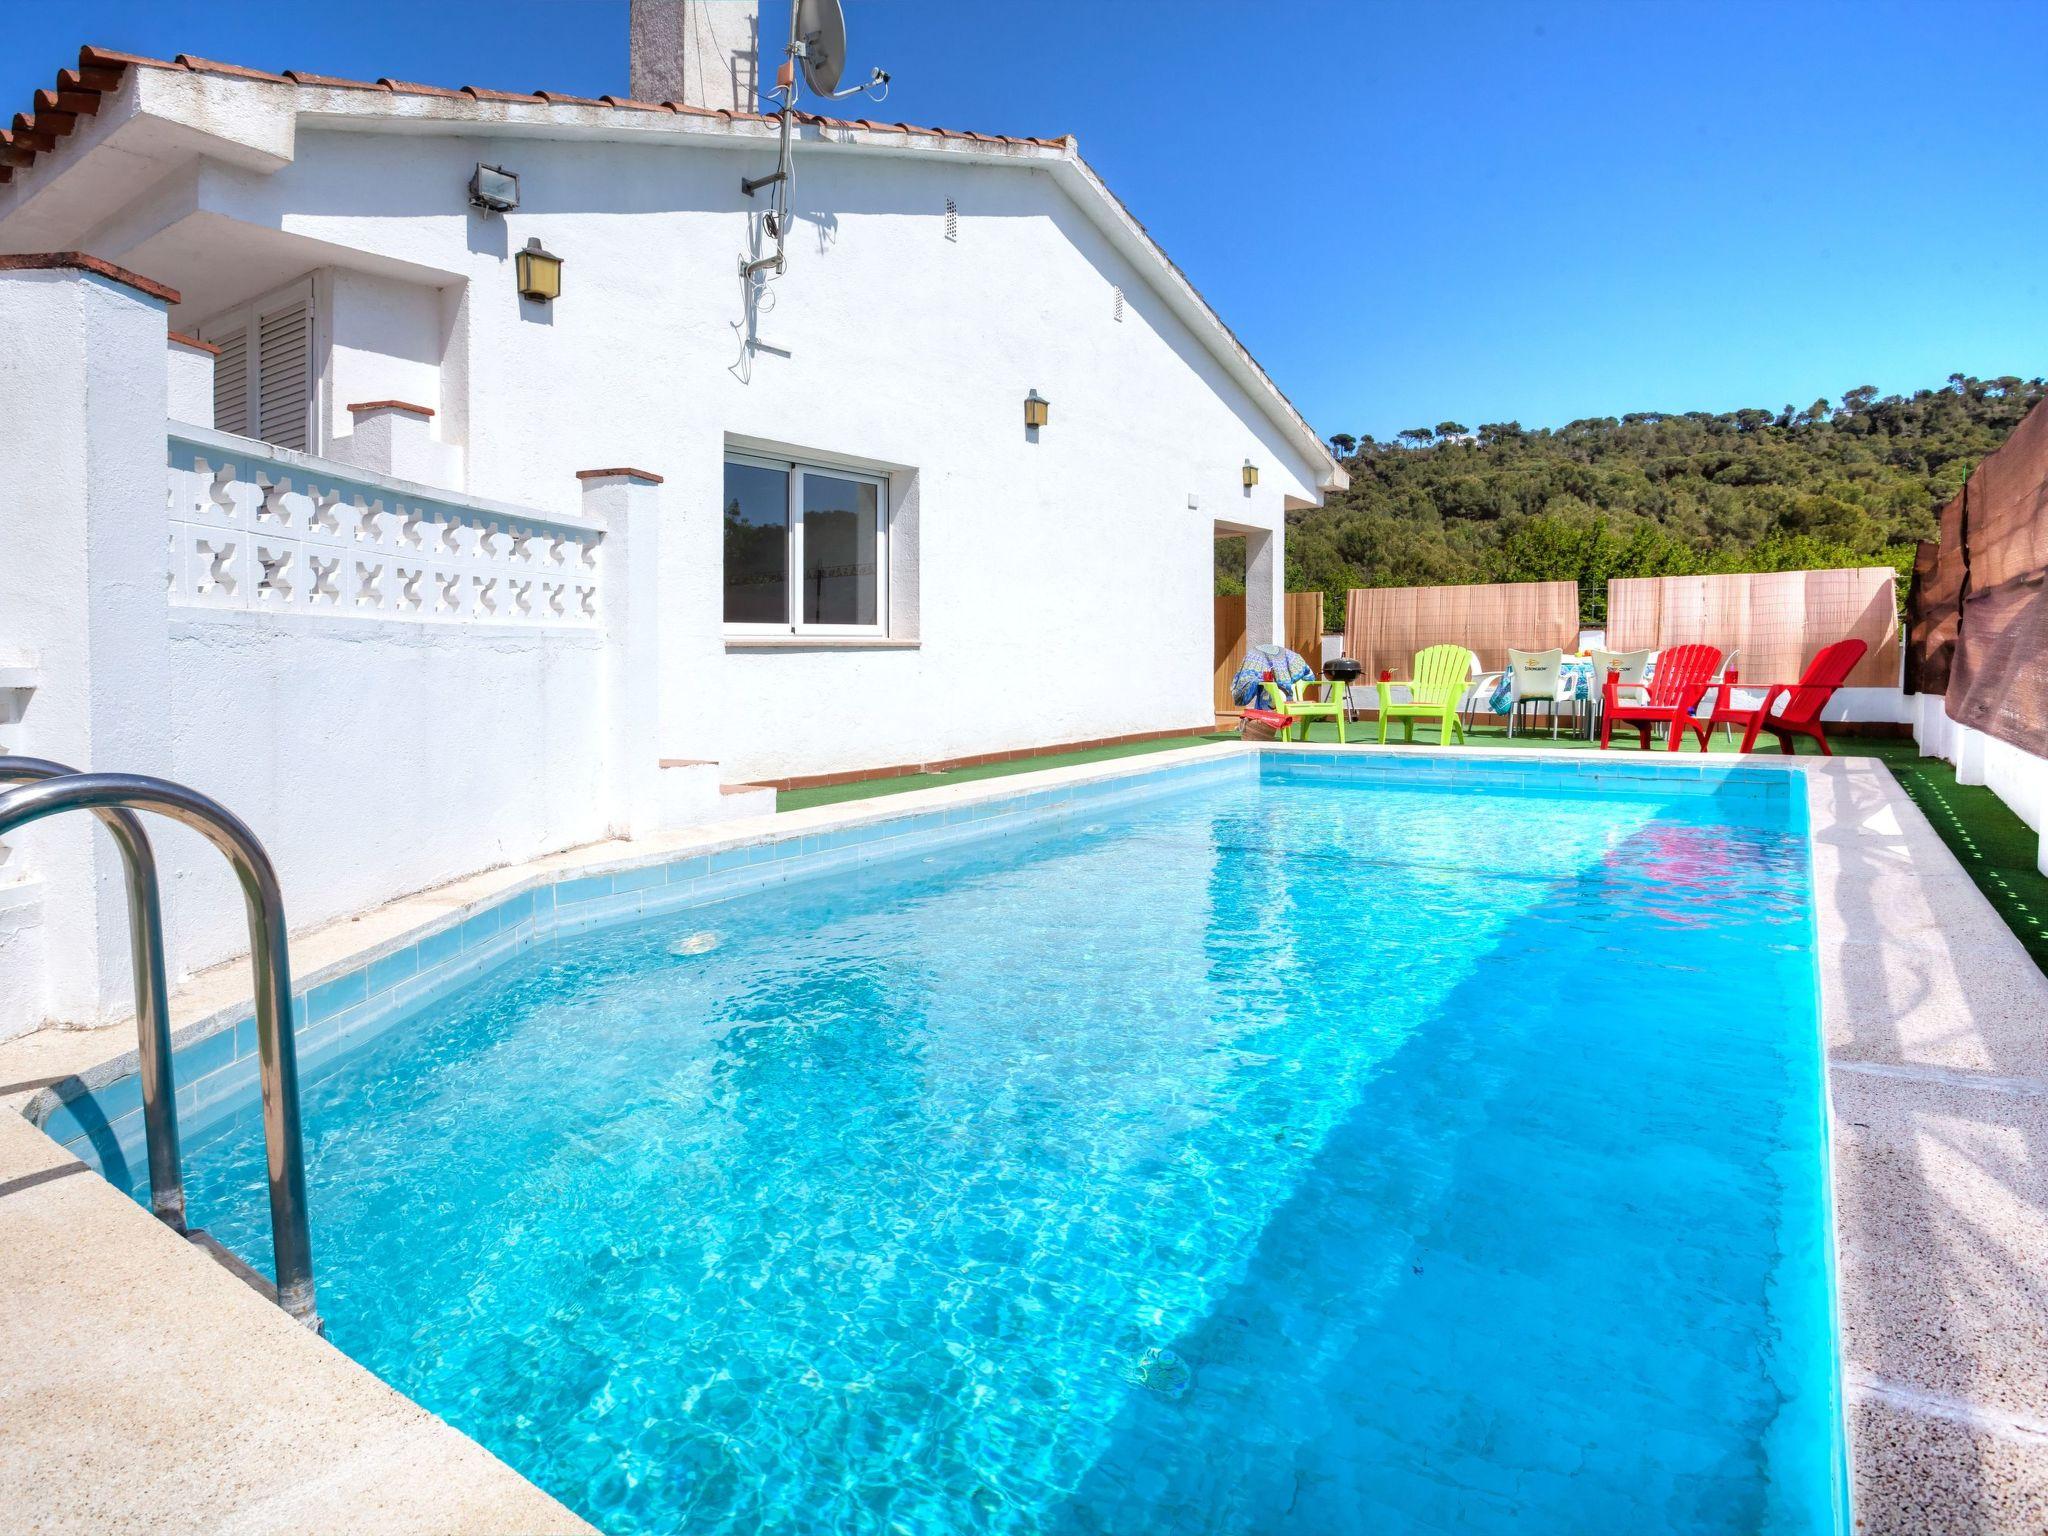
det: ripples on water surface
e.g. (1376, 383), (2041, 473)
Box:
(169, 768), (1839, 1535)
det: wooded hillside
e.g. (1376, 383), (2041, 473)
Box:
(1231, 374), (2045, 627)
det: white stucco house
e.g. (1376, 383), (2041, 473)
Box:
(0, 8), (1342, 1040)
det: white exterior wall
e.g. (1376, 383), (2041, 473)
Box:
(1913, 692), (2048, 874)
(322, 267), (447, 438)
(144, 128), (1314, 781)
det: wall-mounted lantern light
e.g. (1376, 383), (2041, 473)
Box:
(1023, 389), (1050, 429)
(1242, 459), (1259, 489)
(469, 162), (520, 215)
(516, 237), (563, 303)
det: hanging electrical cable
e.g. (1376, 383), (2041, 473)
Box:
(740, 0), (889, 288)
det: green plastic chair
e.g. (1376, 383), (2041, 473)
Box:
(1375, 644), (1476, 745)
(1261, 676), (1348, 743)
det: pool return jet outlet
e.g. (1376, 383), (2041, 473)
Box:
(0, 761), (321, 1332)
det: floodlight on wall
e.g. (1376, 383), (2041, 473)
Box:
(469, 163), (520, 215)
(516, 238), (563, 302)
(1242, 459), (1259, 489)
(1024, 389), (1050, 429)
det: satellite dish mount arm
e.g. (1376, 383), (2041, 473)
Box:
(739, 0), (888, 280)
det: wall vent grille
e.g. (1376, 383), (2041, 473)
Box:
(944, 197), (959, 242)
(1113, 285), (1125, 323)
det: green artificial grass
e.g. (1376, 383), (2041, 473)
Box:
(1882, 752), (2048, 973)
(774, 733), (1228, 812)
(778, 715), (2048, 977)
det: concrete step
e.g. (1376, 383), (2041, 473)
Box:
(713, 780), (777, 820)
(653, 760), (773, 827)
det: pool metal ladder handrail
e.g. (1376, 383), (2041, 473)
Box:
(0, 762), (321, 1332)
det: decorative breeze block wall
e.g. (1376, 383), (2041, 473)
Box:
(167, 433), (602, 627)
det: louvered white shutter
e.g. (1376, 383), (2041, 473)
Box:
(196, 276), (317, 452)
(210, 326), (250, 436)
(254, 297), (312, 453)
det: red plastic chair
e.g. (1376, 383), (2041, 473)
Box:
(1704, 638), (1868, 755)
(1600, 644), (1724, 751)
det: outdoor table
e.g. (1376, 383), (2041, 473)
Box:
(1487, 656), (1601, 737)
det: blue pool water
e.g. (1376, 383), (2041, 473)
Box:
(145, 764), (1840, 1534)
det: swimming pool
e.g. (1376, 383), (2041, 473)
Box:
(70, 754), (1844, 1534)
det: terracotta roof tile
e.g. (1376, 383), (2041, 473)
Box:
(0, 49), (135, 180)
(43, 86), (102, 116)
(168, 330), (219, 353)
(12, 115), (56, 150)
(68, 63), (124, 93)
(2, 42), (1068, 196)
(25, 101), (75, 136)
(377, 78), (463, 99)
(0, 250), (179, 303)
(175, 55), (292, 84)
(77, 45), (178, 71)
(303, 72), (390, 93)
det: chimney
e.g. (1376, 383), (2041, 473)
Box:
(629, 0), (760, 114)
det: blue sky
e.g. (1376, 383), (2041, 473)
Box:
(7, 0), (2043, 442)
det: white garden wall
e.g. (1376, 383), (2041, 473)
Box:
(0, 265), (624, 1040)
(0, 265), (180, 1043)
(152, 613), (605, 985)
(1913, 693), (2048, 874)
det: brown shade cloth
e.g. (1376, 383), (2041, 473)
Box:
(1606, 568), (1898, 688)
(1945, 397), (2048, 755)
(1904, 510), (1958, 695)
(1342, 581), (1577, 678)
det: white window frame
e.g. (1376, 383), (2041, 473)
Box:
(723, 452), (890, 638)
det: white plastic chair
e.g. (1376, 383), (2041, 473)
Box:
(1591, 648), (1652, 705)
(1506, 648), (1566, 738)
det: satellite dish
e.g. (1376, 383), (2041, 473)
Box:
(795, 0), (847, 97)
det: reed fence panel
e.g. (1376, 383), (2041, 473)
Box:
(1342, 581), (1578, 680)
(1607, 568), (1899, 689)
(1213, 594), (1247, 713)
(1285, 591), (1324, 670)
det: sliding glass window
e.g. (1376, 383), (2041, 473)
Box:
(723, 455), (888, 636)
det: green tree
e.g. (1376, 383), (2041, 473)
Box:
(1279, 372), (2044, 623)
